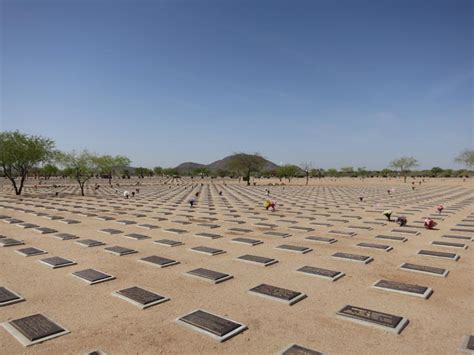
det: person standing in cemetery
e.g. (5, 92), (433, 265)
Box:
(189, 197), (196, 207)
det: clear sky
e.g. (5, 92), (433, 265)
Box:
(1, 0), (472, 169)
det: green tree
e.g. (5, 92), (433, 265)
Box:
(228, 153), (266, 186)
(95, 155), (131, 185)
(134, 167), (152, 177)
(340, 167), (354, 176)
(193, 167), (210, 177)
(380, 168), (393, 177)
(430, 167), (444, 177)
(310, 168), (324, 178)
(455, 149), (474, 169)
(153, 167), (163, 176)
(40, 164), (59, 179)
(216, 169), (229, 178)
(0, 131), (55, 195)
(162, 168), (179, 176)
(357, 167), (368, 177)
(389, 157), (419, 182)
(277, 164), (300, 183)
(326, 168), (338, 177)
(56, 150), (98, 196)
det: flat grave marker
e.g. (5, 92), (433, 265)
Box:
(54, 233), (79, 240)
(311, 222), (333, 227)
(154, 239), (183, 247)
(0, 238), (24, 247)
(231, 237), (263, 246)
(288, 226), (314, 232)
(72, 269), (115, 285)
(4, 218), (23, 224)
(417, 250), (460, 261)
(275, 244), (312, 254)
(332, 252), (373, 264)
(356, 243), (392, 252)
(195, 232), (222, 239)
(75, 239), (105, 248)
(399, 263), (448, 277)
(186, 268), (233, 284)
(113, 286), (169, 309)
(348, 225), (373, 230)
(278, 344), (325, 355)
(391, 229), (420, 236)
(306, 236), (337, 244)
(458, 335), (474, 354)
(197, 223), (220, 229)
(59, 219), (80, 225)
(15, 247), (47, 257)
(328, 230), (357, 237)
(95, 216), (115, 221)
(116, 220), (136, 225)
(375, 235), (407, 242)
(84, 350), (108, 355)
(190, 246), (226, 256)
(0, 287), (25, 307)
(264, 231), (291, 238)
(39, 256), (76, 269)
(104, 246), (138, 256)
(138, 224), (159, 230)
(100, 228), (123, 235)
(140, 255), (179, 268)
(125, 233), (150, 240)
(441, 234), (472, 241)
(371, 280), (432, 299)
(237, 254), (277, 267)
(336, 305), (408, 334)
(228, 227), (252, 233)
(164, 228), (188, 234)
(172, 220), (191, 225)
(451, 228), (474, 233)
(1, 313), (70, 346)
(248, 283), (306, 305)
(176, 309), (247, 342)
(34, 227), (57, 234)
(431, 241), (467, 249)
(43, 215), (63, 220)
(17, 223), (39, 229)
(297, 266), (345, 281)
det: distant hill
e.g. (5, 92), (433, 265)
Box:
(175, 162), (206, 174)
(175, 154), (279, 175)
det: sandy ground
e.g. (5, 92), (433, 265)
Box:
(0, 177), (473, 354)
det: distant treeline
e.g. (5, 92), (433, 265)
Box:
(1, 130), (473, 195)
(48, 165), (468, 179)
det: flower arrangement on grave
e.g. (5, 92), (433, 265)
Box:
(383, 210), (393, 221)
(424, 218), (437, 229)
(396, 216), (407, 226)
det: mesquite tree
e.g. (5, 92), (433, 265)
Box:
(389, 157), (419, 183)
(228, 153), (266, 186)
(0, 131), (55, 195)
(57, 150), (98, 196)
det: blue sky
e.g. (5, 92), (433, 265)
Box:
(1, 0), (472, 169)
